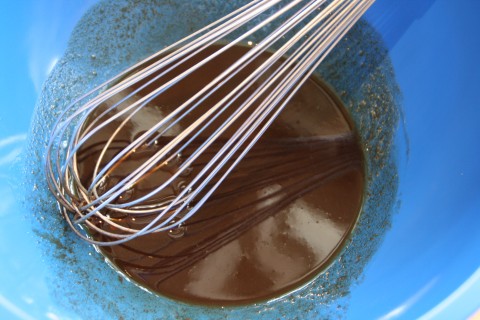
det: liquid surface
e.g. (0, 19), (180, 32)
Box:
(77, 44), (365, 305)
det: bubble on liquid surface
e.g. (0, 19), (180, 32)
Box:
(167, 223), (185, 239)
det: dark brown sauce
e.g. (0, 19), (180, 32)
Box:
(77, 44), (365, 305)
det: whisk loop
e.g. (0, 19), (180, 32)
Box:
(45, 0), (374, 245)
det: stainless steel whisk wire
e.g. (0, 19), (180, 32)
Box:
(45, 0), (375, 245)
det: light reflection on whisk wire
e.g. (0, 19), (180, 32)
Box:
(45, 0), (374, 245)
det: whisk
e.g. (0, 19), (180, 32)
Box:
(45, 0), (374, 245)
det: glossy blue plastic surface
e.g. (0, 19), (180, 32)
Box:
(0, 0), (479, 319)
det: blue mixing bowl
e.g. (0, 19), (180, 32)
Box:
(1, 0), (479, 319)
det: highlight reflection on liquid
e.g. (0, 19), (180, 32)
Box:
(90, 132), (363, 304)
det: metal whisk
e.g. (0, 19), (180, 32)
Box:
(45, 0), (374, 245)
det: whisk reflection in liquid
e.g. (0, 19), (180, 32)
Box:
(94, 132), (362, 285)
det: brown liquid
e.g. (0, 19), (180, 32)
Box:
(77, 44), (364, 305)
